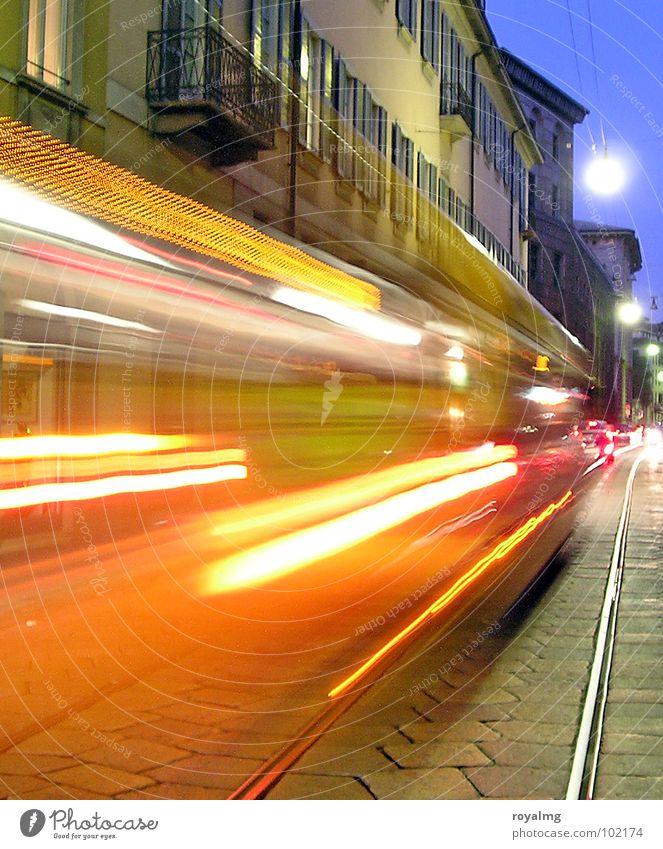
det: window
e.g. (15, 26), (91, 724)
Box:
(396, 0), (418, 37)
(529, 173), (537, 211)
(530, 243), (540, 283)
(552, 132), (559, 162)
(553, 252), (564, 285)
(551, 184), (560, 217)
(26, 0), (69, 87)
(252, 0), (278, 69)
(421, 0), (440, 69)
(417, 152), (428, 193)
(392, 123), (414, 179)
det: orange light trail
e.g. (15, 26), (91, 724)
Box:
(327, 489), (573, 699)
(0, 449), (247, 488)
(0, 463), (247, 511)
(214, 444), (518, 539)
(0, 433), (187, 460)
(208, 461), (518, 592)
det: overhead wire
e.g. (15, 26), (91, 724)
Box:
(566, 0), (596, 150)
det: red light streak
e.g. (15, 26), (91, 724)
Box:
(327, 490), (573, 699)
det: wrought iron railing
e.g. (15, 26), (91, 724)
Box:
(146, 26), (279, 146)
(440, 81), (475, 133)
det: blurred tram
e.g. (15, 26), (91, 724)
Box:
(0, 118), (593, 701)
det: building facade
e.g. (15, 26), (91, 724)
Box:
(576, 222), (643, 422)
(501, 49), (624, 419)
(0, 1), (541, 311)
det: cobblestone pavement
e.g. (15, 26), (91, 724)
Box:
(264, 449), (663, 800)
(594, 449), (663, 800)
(2, 448), (660, 800)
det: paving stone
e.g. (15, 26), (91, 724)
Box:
(2, 777), (101, 800)
(73, 705), (141, 733)
(46, 764), (156, 796)
(596, 753), (663, 778)
(486, 721), (576, 746)
(416, 702), (511, 723)
(153, 703), (233, 726)
(507, 701), (580, 723)
(405, 719), (501, 744)
(268, 773), (374, 800)
(294, 739), (390, 775)
(381, 739), (490, 769)
(0, 752), (75, 776)
(146, 754), (263, 792)
(366, 766), (479, 800)
(602, 733), (663, 756)
(594, 773), (663, 800)
(137, 718), (224, 742)
(608, 689), (663, 704)
(479, 740), (572, 771)
(78, 737), (190, 772)
(505, 684), (582, 706)
(426, 687), (518, 706)
(526, 658), (589, 674)
(605, 702), (663, 719)
(115, 784), (228, 800)
(464, 765), (566, 799)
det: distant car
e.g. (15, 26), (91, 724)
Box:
(579, 419), (609, 445)
(580, 420), (614, 462)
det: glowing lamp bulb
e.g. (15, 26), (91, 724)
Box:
(646, 343), (660, 356)
(585, 154), (625, 196)
(617, 301), (642, 325)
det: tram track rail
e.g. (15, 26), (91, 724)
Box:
(565, 449), (648, 800)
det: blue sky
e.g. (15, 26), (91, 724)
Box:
(487, 0), (663, 317)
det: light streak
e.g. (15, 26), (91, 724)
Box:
(272, 287), (422, 347)
(0, 464), (247, 511)
(525, 386), (570, 405)
(212, 444), (518, 539)
(327, 490), (573, 699)
(18, 298), (160, 334)
(0, 118), (380, 309)
(0, 433), (187, 460)
(0, 449), (247, 487)
(208, 461), (518, 592)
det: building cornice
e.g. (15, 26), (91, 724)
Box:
(456, 4), (544, 168)
(575, 221), (643, 273)
(499, 49), (589, 126)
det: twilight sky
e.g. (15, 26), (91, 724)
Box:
(487, 0), (663, 320)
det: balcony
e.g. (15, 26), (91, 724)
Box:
(146, 26), (279, 164)
(439, 82), (474, 139)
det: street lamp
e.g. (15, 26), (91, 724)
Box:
(646, 343), (661, 357)
(617, 301), (643, 325)
(585, 148), (626, 196)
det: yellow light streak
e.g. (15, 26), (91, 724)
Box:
(328, 490), (573, 698)
(208, 461), (518, 592)
(213, 445), (518, 538)
(0, 117), (380, 309)
(0, 433), (187, 460)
